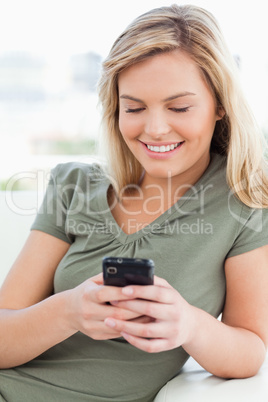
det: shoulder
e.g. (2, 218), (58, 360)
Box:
(208, 153), (268, 216)
(46, 161), (110, 210)
(211, 155), (268, 257)
(203, 153), (268, 237)
(49, 160), (108, 187)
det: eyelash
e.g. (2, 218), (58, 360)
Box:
(170, 107), (189, 113)
(125, 108), (145, 113)
(125, 107), (190, 114)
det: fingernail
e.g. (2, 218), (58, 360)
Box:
(105, 318), (116, 328)
(122, 287), (133, 295)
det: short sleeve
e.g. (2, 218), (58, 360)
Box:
(31, 164), (73, 244)
(226, 206), (268, 258)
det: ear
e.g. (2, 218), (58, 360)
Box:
(216, 106), (225, 121)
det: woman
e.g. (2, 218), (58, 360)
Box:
(0, 4), (268, 402)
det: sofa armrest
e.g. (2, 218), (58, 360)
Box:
(154, 352), (268, 401)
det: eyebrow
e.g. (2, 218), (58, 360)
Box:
(120, 92), (196, 103)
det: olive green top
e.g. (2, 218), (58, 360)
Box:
(1, 154), (268, 402)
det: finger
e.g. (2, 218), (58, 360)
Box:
(95, 302), (146, 321)
(153, 276), (173, 288)
(82, 321), (123, 340)
(90, 273), (103, 285)
(129, 315), (155, 324)
(120, 332), (170, 353)
(86, 304), (140, 322)
(110, 302), (150, 321)
(104, 317), (168, 339)
(109, 299), (174, 320)
(120, 284), (176, 304)
(85, 283), (138, 304)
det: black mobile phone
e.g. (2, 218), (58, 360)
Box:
(102, 257), (154, 287)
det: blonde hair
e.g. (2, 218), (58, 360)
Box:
(98, 4), (268, 208)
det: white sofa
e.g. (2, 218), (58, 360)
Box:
(1, 191), (268, 401)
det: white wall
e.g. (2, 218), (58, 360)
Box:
(0, 191), (38, 284)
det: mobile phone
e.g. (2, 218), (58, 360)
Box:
(102, 257), (154, 287)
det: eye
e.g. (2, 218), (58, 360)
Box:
(170, 107), (190, 113)
(125, 108), (145, 114)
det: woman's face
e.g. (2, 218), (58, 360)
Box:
(118, 50), (223, 185)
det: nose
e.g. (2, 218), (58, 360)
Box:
(144, 110), (171, 139)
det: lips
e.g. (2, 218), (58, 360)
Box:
(139, 140), (185, 160)
(140, 141), (185, 153)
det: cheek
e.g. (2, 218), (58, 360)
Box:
(119, 114), (142, 140)
(176, 110), (217, 141)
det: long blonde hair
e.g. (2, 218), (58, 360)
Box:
(98, 4), (268, 208)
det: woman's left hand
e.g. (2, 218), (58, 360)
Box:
(104, 276), (196, 353)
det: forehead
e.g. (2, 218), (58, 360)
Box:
(118, 50), (208, 95)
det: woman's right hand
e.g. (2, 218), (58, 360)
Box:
(67, 273), (148, 340)
(0, 228), (148, 368)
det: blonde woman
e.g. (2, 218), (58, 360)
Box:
(0, 5), (268, 402)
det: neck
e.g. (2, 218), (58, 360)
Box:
(140, 155), (211, 205)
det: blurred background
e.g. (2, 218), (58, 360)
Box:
(1, 0), (268, 191)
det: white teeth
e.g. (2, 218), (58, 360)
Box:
(147, 143), (181, 153)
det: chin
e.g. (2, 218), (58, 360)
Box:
(146, 168), (180, 180)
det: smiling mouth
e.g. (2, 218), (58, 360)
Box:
(145, 142), (184, 153)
